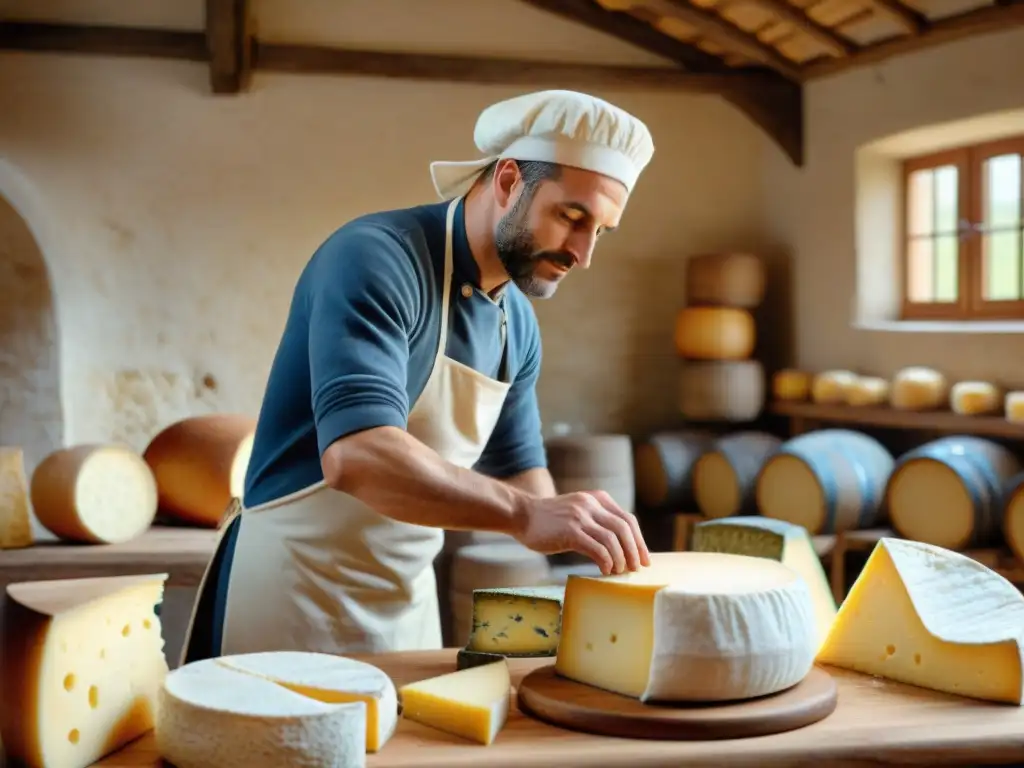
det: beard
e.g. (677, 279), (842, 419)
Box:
(494, 194), (573, 299)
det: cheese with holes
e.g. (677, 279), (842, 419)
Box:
(818, 538), (1024, 703)
(810, 370), (857, 404)
(0, 574), (169, 768)
(156, 658), (366, 768)
(30, 446), (157, 545)
(772, 369), (811, 402)
(845, 376), (889, 407)
(399, 659), (511, 745)
(215, 652), (397, 753)
(950, 381), (1001, 415)
(467, 586), (564, 655)
(673, 307), (756, 360)
(0, 447), (33, 549)
(690, 517), (836, 649)
(1006, 392), (1024, 423)
(554, 552), (817, 702)
(890, 367), (947, 411)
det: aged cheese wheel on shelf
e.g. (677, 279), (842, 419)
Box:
(817, 538), (1024, 704)
(673, 307), (756, 360)
(0, 446), (33, 549)
(555, 551), (817, 702)
(679, 360), (765, 422)
(1002, 472), (1024, 562)
(546, 434), (634, 514)
(143, 414), (256, 528)
(845, 376), (890, 407)
(30, 445), (158, 544)
(950, 381), (1001, 416)
(885, 435), (1021, 550)
(772, 369), (811, 402)
(1006, 391), (1024, 423)
(755, 429), (894, 535)
(684, 252), (766, 308)
(0, 574), (169, 768)
(810, 370), (857, 404)
(692, 431), (782, 518)
(890, 366), (947, 411)
(633, 430), (716, 511)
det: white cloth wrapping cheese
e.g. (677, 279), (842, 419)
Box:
(430, 89), (655, 199)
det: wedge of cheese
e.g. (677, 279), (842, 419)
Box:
(156, 659), (366, 768)
(555, 551), (817, 702)
(0, 446), (33, 549)
(0, 574), (169, 768)
(817, 538), (1024, 704)
(215, 651), (397, 752)
(399, 660), (511, 745)
(467, 585), (564, 655)
(690, 517), (836, 649)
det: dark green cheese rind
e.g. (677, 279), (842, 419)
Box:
(456, 647), (554, 671)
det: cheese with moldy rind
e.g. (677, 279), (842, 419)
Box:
(554, 552), (817, 702)
(156, 659), (366, 768)
(0, 573), (170, 768)
(818, 538), (1024, 703)
(399, 658), (511, 745)
(467, 585), (564, 655)
(215, 651), (397, 753)
(0, 446), (33, 549)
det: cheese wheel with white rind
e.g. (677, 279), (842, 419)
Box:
(845, 376), (890, 407)
(692, 431), (781, 518)
(890, 367), (947, 411)
(950, 381), (1001, 416)
(772, 369), (811, 402)
(0, 447), (33, 549)
(810, 370), (857, 404)
(673, 308), (756, 360)
(143, 414), (256, 527)
(30, 445), (158, 544)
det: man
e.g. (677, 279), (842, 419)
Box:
(181, 89), (655, 663)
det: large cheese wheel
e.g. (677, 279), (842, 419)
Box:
(679, 360), (764, 422)
(844, 376), (890, 407)
(810, 370), (857, 404)
(885, 436), (1021, 550)
(1002, 472), (1024, 562)
(673, 307), (755, 360)
(143, 414), (256, 527)
(546, 434), (634, 514)
(684, 253), (765, 308)
(692, 431), (782, 519)
(30, 445), (158, 544)
(772, 369), (810, 402)
(633, 430), (716, 511)
(950, 381), (1001, 415)
(0, 446), (33, 549)
(755, 429), (894, 535)
(890, 366), (947, 411)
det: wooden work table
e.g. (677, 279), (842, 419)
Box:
(95, 649), (1024, 767)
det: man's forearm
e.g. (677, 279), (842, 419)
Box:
(501, 467), (558, 498)
(321, 426), (530, 533)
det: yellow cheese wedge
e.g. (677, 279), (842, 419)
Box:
(817, 537), (1024, 704)
(398, 660), (511, 745)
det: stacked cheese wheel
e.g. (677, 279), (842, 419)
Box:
(675, 253), (766, 422)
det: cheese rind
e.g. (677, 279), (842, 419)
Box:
(468, 586), (564, 655)
(399, 659), (511, 745)
(457, 649), (507, 671)
(817, 538), (1024, 704)
(0, 574), (170, 768)
(156, 659), (366, 768)
(555, 552), (817, 702)
(214, 652), (398, 753)
(0, 446), (33, 549)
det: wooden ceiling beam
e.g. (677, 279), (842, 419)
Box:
(746, 0), (858, 57)
(0, 20), (206, 61)
(862, 0), (928, 34)
(205, 0), (253, 93)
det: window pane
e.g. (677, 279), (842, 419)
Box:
(907, 169), (934, 237)
(983, 228), (1022, 301)
(934, 234), (958, 302)
(983, 154), (1022, 229)
(934, 165), (958, 234)
(907, 237), (934, 302)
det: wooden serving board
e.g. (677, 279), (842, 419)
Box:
(517, 664), (837, 740)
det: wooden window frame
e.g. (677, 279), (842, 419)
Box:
(900, 134), (1024, 321)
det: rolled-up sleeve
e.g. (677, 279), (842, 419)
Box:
(306, 225), (420, 456)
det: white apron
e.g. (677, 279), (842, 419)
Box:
(180, 197), (512, 660)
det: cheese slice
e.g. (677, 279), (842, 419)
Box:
(817, 538), (1024, 704)
(156, 659), (366, 768)
(0, 446), (33, 549)
(467, 585), (564, 655)
(398, 660), (511, 745)
(690, 517), (836, 649)
(215, 651), (397, 752)
(0, 574), (170, 768)
(554, 551), (817, 702)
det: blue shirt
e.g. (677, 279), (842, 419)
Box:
(242, 198), (547, 507)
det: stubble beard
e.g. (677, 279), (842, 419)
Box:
(494, 194), (570, 299)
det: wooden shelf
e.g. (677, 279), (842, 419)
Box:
(770, 401), (1024, 440)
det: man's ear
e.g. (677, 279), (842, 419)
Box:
(491, 159), (521, 209)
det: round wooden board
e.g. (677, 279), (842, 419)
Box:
(517, 664), (838, 741)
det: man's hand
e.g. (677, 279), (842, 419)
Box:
(513, 490), (651, 575)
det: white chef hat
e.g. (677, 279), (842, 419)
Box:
(430, 90), (655, 200)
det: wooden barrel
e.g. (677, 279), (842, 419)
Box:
(679, 360), (765, 422)
(684, 252), (766, 309)
(545, 434), (634, 514)
(755, 429), (894, 535)
(886, 436), (1022, 549)
(448, 542), (551, 647)
(633, 430), (716, 511)
(1002, 472), (1024, 561)
(693, 431), (782, 519)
